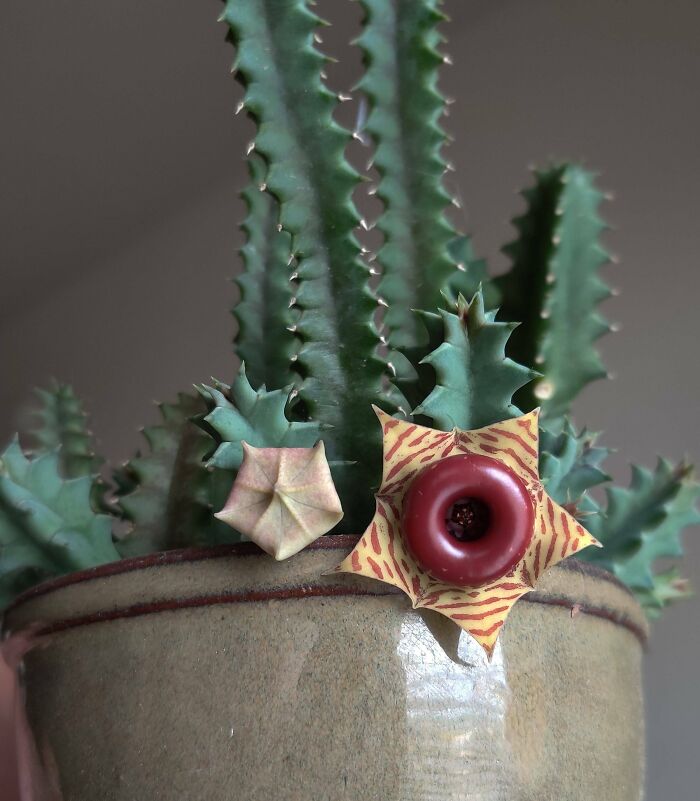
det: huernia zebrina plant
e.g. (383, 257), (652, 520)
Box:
(1, 1), (697, 638)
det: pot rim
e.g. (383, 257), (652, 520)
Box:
(9, 534), (636, 608)
(6, 536), (648, 646)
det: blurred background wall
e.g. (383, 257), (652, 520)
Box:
(1, 1), (698, 797)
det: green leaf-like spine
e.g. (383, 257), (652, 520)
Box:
(0, 438), (119, 610)
(222, 0), (402, 523)
(496, 165), (611, 417)
(233, 154), (296, 390)
(414, 290), (537, 431)
(358, 0), (470, 350)
(116, 394), (236, 556)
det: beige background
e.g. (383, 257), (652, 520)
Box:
(1, 1), (698, 798)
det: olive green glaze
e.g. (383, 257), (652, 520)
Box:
(6, 539), (647, 801)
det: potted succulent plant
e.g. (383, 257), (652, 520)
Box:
(2, 1), (697, 799)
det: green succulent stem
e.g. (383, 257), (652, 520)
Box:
(233, 154), (296, 391)
(33, 381), (102, 479)
(496, 165), (611, 418)
(579, 460), (700, 616)
(539, 420), (611, 515)
(204, 365), (322, 473)
(415, 290), (536, 431)
(116, 394), (237, 556)
(222, 0), (402, 523)
(33, 381), (109, 509)
(358, 0), (469, 350)
(0, 438), (119, 610)
(636, 568), (693, 620)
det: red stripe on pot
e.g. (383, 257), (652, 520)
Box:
(25, 584), (648, 645)
(8, 538), (638, 614)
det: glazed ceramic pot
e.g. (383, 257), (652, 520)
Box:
(6, 536), (647, 801)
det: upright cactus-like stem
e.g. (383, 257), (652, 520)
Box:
(358, 0), (470, 351)
(0, 438), (119, 608)
(414, 290), (536, 431)
(496, 165), (612, 419)
(202, 365), (322, 474)
(222, 0), (402, 522)
(538, 420), (611, 515)
(233, 155), (296, 391)
(32, 381), (109, 509)
(582, 462), (700, 570)
(116, 394), (237, 556)
(33, 381), (103, 480)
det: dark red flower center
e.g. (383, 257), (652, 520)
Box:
(446, 497), (491, 542)
(401, 453), (535, 586)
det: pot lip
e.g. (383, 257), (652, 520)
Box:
(9, 534), (632, 612)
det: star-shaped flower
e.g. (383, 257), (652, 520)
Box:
(216, 441), (343, 560)
(335, 408), (601, 655)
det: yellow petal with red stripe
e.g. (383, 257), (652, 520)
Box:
(336, 409), (601, 656)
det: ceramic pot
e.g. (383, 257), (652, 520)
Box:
(6, 536), (647, 801)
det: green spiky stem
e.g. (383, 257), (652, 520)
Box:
(204, 365), (322, 472)
(33, 381), (102, 479)
(636, 568), (692, 620)
(539, 420), (611, 515)
(414, 290), (536, 431)
(204, 367), (382, 530)
(579, 460), (699, 616)
(204, 366), (400, 532)
(32, 381), (109, 509)
(234, 154), (296, 390)
(223, 0), (402, 525)
(496, 165), (611, 418)
(358, 0), (469, 351)
(116, 394), (237, 556)
(0, 439), (119, 610)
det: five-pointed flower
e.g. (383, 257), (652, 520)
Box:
(216, 441), (343, 560)
(334, 408), (601, 655)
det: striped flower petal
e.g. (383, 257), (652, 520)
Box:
(335, 408), (600, 656)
